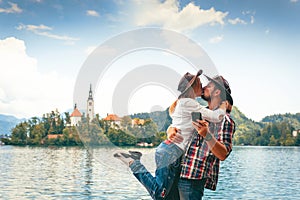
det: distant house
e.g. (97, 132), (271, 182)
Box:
(47, 134), (62, 140)
(40, 134), (62, 144)
(104, 114), (121, 127)
(292, 129), (300, 137)
(70, 104), (82, 126)
(132, 118), (145, 127)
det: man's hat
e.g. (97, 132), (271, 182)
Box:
(203, 74), (233, 105)
(178, 70), (203, 95)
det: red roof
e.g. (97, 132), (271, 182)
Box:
(70, 108), (82, 117)
(47, 134), (62, 139)
(104, 114), (120, 121)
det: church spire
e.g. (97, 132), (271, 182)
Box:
(88, 84), (93, 101)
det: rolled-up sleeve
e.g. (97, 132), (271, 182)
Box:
(219, 115), (236, 158)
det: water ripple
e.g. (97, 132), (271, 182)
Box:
(0, 145), (299, 199)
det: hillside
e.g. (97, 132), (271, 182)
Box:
(262, 113), (300, 129)
(0, 114), (24, 135)
(230, 106), (263, 145)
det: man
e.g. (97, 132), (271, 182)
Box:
(168, 75), (236, 199)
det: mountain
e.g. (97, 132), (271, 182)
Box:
(0, 114), (25, 136)
(261, 113), (300, 129)
(229, 106), (264, 145)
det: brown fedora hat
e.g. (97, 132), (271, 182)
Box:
(178, 69), (203, 95)
(203, 74), (233, 105)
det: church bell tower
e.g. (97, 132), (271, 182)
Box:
(87, 84), (94, 121)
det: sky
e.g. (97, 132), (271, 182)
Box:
(0, 0), (299, 121)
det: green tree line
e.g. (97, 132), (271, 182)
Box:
(2, 106), (300, 147)
(3, 110), (166, 147)
(231, 107), (300, 146)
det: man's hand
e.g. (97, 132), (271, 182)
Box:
(192, 120), (209, 137)
(167, 127), (183, 144)
(192, 119), (229, 161)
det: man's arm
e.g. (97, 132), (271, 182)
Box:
(192, 120), (232, 161)
(205, 134), (229, 161)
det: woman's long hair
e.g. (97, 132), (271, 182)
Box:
(169, 78), (200, 116)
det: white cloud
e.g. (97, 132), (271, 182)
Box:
(209, 35), (223, 44)
(242, 10), (256, 15)
(290, 0), (298, 3)
(86, 10), (99, 17)
(16, 24), (52, 31)
(228, 17), (247, 25)
(16, 24), (79, 44)
(0, 2), (22, 13)
(250, 15), (255, 24)
(132, 0), (228, 32)
(0, 37), (73, 118)
(241, 10), (255, 24)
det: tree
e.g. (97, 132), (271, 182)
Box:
(295, 133), (300, 146)
(269, 135), (278, 146)
(106, 128), (136, 146)
(121, 116), (132, 130)
(284, 134), (295, 146)
(29, 124), (46, 145)
(153, 132), (167, 146)
(11, 122), (29, 145)
(64, 112), (71, 125)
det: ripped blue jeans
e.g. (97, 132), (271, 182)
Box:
(130, 141), (183, 200)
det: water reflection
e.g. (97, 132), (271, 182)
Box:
(0, 146), (299, 199)
(206, 146), (300, 200)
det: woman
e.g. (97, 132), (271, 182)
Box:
(114, 70), (227, 199)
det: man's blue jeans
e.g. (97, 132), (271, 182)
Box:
(130, 141), (183, 200)
(178, 178), (206, 200)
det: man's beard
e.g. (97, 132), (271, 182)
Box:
(201, 93), (211, 102)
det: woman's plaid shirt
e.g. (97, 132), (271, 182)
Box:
(180, 113), (235, 190)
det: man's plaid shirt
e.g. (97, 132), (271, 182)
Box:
(180, 113), (235, 190)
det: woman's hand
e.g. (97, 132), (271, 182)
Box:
(192, 120), (209, 137)
(219, 101), (228, 110)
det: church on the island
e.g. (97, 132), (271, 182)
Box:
(69, 84), (138, 128)
(70, 84), (95, 126)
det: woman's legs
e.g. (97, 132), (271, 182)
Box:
(130, 155), (181, 199)
(115, 142), (183, 200)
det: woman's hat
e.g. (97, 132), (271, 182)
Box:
(178, 70), (203, 95)
(203, 74), (233, 105)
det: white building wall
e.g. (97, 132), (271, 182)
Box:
(71, 116), (81, 126)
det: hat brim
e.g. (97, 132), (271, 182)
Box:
(204, 74), (233, 105)
(180, 70), (203, 95)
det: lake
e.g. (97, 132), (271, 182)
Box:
(0, 145), (299, 199)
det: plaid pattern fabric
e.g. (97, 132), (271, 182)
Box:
(180, 113), (235, 190)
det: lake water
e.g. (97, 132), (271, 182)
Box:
(0, 145), (300, 200)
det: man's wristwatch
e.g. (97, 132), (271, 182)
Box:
(204, 132), (213, 141)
